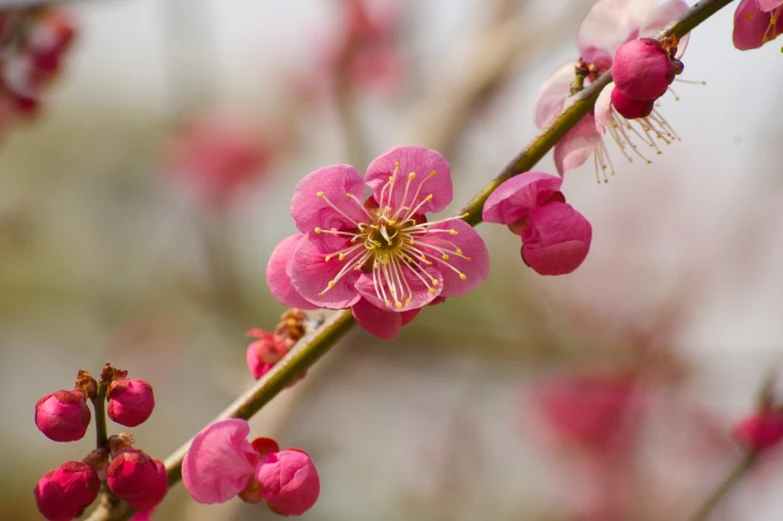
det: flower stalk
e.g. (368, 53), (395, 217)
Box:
(83, 0), (737, 519)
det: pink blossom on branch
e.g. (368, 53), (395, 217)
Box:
(182, 419), (320, 515)
(267, 146), (489, 339)
(732, 0), (783, 50)
(482, 173), (592, 275)
(534, 0), (689, 180)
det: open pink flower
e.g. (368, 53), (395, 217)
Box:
(535, 0), (688, 179)
(182, 419), (260, 504)
(267, 146), (489, 339)
(483, 173), (592, 275)
(732, 0), (783, 50)
(183, 419), (320, 515)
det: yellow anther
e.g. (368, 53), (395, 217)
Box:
(395, 301), (403, 309)
(459, 274), (467, 280)
(431, 279), (439, 286)
(428, 288), (436, 295)
(314, 227), (322, 234)
(429, 170), (437, 177)
(455, 248), (462, 255)
(408, 172), (416, 179)
(318, 292), (324, 297)
(338, 253), (346, 261)
(346, 192), (353, 197)
(465, 257), (472, 261)
(441, 254), (449, 260)
(316, 191), (325, 197)
(354, 265), (361, 271)
(388, 220), (396, 226)
(385, 300), (392, 306)
(426, 194), (434, 201)
(327, 280), (336, 288)
(324, 255), (332, 262)
(395, 162), (400, 168)
(449, 230), (458, 236)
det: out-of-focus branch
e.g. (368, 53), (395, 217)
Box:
(83, 0), (737, 518)
(687, 450), (757, 521)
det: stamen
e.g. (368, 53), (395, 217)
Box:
(317, 249), (371, 297)
(400, 171), (437, 221)
(316, 192), (362, 228)
(345, 193), (375, 220)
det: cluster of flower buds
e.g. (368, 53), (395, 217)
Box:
(183, 418), (320, 516)
(483, 172), (592, 275)
(246, 308), (309, 381)
(0, 7), (75, 129)
(33, 364), (165, 521)
(733, 377), (783, 452)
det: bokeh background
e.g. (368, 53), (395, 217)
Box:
(2, 0), (783, 520)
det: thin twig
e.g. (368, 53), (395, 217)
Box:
(688, 451), (757, 521)
(84, 0), (737, 519)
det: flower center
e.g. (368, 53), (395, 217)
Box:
(312, 164), (471, 309)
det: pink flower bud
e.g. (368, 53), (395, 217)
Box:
(521, 202), (592, 276)
(125, 459), (168, 511)
(51, 461), (100, 507)
(734, 412), (783, 451)
(611, 38), (676, 101)
(255, 449), (320, 516)
(35, 390), (91, 442)
(107, 379), (155, 427)
(107, 449), (158, 498)
(246, 329), (298, 380)
(34, 471), (84, 521)
(610, 88), (654, 120)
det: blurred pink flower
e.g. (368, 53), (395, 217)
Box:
(165, 111), (273, 209)
(734, 410), (783, 451)
(732, 0), (783, 50)
(267, 146), (489, 339)
(531, 372), (643, 452)
(535, 0), (688, 179)
(483, 173), (592, 275)
(326, 0), (403, 93)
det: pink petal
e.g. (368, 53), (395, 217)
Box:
(351, 298), (403, 340)
(639, 0), (691, 57)
(182, 419), (259, 504)
(289, 233), (362, 309)
(577, 0), (657, 64)
(534, 62), (575, 129)
(482, 173), (563, 225)
(424, 218), (489, 297)
(553, 115), (601, 175)
(354, 265), (443, 312)
(756, 0), (783, 12)
(594, 84), (614, 135)
(732, 0), (773, 50)
(267, 235), (319, 310)
(290, 164), (367, 233)
(521, 202), (592, 276)
(400, 307), (421, 326)
(364, 146), (453, 215)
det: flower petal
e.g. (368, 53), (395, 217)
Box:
(182, 419), (259, 504)
(639, 0), (691, 57)
(482, 173), (563, 225)
(290, 164), (368, 233)
(732, 0), (772, 50)
(267, 234), (319, 310)
(577, 0), (657, 64)
(351, 298), (403, 340)
(553, 114), (601, 175)
(256, 450), (320, 516)
(534, 62), (575, 129)
(289, 233), (362, 309)
(594, 84), (614, 135)
(423, 218), (489, 297)
(354, 265), (443, 312)
(364, 146), (453, 215)
(521, 202), (592, 276)
(757, 0), (783, 11)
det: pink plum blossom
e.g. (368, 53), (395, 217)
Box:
(482, 173), (592, 275)
(734, 410), (783, 451)
(34, 389), (91, 442)
(183, 419), (321, 515)
(535, 0), (689, 179)
(106, 379), (155, 427)
(34, 471), (84, 521)
(267, 146), (489, 339)
(256, 449), (321, 516)
(611, 38), (680, 100)
(732, 0), (783, 50)
(183, 418), (260, 504)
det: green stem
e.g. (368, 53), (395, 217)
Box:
(91, 383), (109, 450)
(688, 451), (757, 521)
(84, 0), (737, 518)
